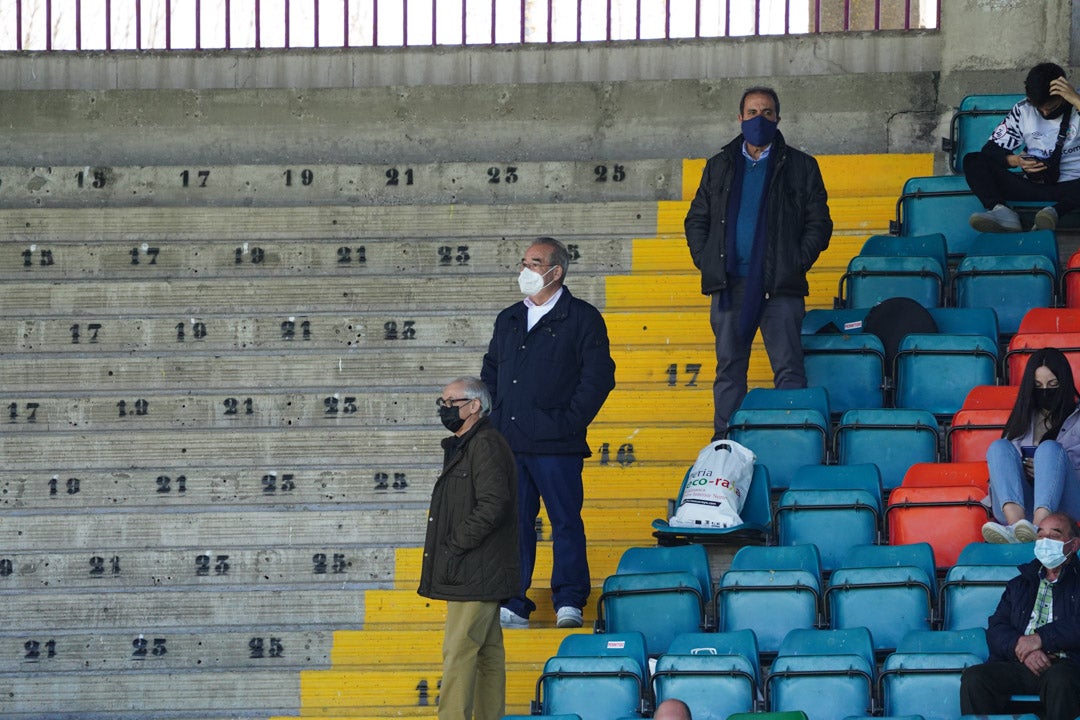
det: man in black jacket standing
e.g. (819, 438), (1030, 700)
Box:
(482, 237), (616, 630)
(960, 512), (1080, 720)
(419, 376), (519, 720)
(684, 86), (832, 440)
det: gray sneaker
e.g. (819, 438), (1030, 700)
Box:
(969, 204), (1022, 233)
(500, 607), (529, 629)
(1013, 519), (1038, 543)
(555, 606), (584, 628)
(982, 521), (1018, 544)
(1033, 206), (1059, 231)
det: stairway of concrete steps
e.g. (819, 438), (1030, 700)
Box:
(0, 153), (928, 718)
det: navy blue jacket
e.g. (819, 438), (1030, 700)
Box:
(986, 558), (1080, 667)
(481, 286), (615, 457)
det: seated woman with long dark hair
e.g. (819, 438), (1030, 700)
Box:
(984, 347), (1080, 543)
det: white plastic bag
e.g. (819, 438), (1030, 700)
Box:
(668, 440), (756, 529)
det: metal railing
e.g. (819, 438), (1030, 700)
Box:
(0, 0), (939, 52)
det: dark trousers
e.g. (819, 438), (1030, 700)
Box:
(960, 660), (1080, 720)
(504, 453), (588, 618)
(963, 150), (1080, 214)
(710, 278), (806, 440)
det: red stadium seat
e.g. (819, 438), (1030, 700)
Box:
(948, 408), (1010, 463)
(1016, 307), (1080, 333)
(900, 462), (989, 491)
(1004, 331), (1080, 384)
(1064, 250), (1080, 308)
(885, 484), (989, 568)
(960, 384), (1018, 410)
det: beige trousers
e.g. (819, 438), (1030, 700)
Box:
(439, 600), (506, 720)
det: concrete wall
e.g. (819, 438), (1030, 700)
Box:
(0, 0), (1072, 167)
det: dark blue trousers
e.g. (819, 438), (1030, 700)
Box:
(503, 453), (589, 618)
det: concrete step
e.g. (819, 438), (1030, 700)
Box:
(0, 235), (635, 280)
(0, 160), (680, 208)
(0, 461), (688, 511)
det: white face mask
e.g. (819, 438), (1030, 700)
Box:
(518, 266), (555, 296)
(1035, 537), (1073, 569)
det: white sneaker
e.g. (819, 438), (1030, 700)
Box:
(1013, 519), (1038, 543)
(982, 521), (1018, 544)
(1033, 206), (1059, 231)
(500, 607), (529, 629)
(969, 204), (1022, 233)
(555, 606), (583, 628)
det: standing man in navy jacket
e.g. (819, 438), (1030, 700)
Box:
(960, 512), (1080, 720)
(684, 86), (832, 440)
(481, 237), (616, 629)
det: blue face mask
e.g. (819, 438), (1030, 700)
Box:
(1035, 537), (1073, 569)
(741, 114), (778, 147)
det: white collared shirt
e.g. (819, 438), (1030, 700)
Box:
(525, 286), (564, 331)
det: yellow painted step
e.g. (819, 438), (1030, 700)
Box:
(581, 425), (711, 466)
(299, 667), (539, 713)
(604, 270), (845, 310)
(630, 234), (868, 273)
(681, 153), (934, 201)
(362, 589), (602, 629)
(393, 544), (628, 590)
(658, 196), (896, 236)
(594, 388), (713, 425)
(329, 627), (580, 667)
(582, 462), (692, 499)
(609, 346), (775, 387)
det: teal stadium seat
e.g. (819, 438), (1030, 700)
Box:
(766, 627), (876, 720)
(826, 543), (937, 654)
(940, 542), (1031, 631)
(894, 333), (999, 416)
(835, 409), (940, 492)
(775, 464), (882, 572)
(534, 633), (649, 720)
(727, 388), (831, 492)
(802, 333), (887, 415)
(716, 544), (823, 656)
(944, 93), (1025, 172)
(880, 650), (984, 720)
(893, 175), (984, 257)
(595, 545), (712, 656)
(652, 630), (760, 720)
(896, 628), (989, 659)
(837, 233), (949, 310)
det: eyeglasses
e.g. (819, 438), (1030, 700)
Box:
(519, 259), (551, 270)
(436, 397), (472, 409)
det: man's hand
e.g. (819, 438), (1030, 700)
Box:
(1011, 154), (1047, 174)
(1023, 649), (1053, 676)
(1051, 77), (1080, 109)
(1015, 633), (1043, 662)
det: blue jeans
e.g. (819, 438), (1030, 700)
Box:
(504, 453), (589, 618)
(986, 438), (1080, 522)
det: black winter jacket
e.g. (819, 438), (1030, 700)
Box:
(684, 130), (833, 297)
(481, 287), (615, 457)
(986, 558), (1080, 668)
(417, 417), (520, 602)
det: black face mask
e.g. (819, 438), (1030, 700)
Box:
(439, 404), (465, 433)
(1034, 387), (1063, 410)
(1044, 103), (1068, 120)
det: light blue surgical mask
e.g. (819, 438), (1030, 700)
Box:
(1035, 537), (1072, 569)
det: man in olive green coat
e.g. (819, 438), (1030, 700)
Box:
(419, 376), (520, 720)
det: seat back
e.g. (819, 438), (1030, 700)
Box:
(718, 545), (823, 655)
(802, 333), (887, 415)
(894, 333), (999, 416)
(955, 541), (1035, 566)
(1005, 330), (1080, 385)
(968, 230), (1060, 273)
(726, 408), (829, 492)
(961, 384), (1019, 410)
(556, 632), (648, 679)
(802, 308), (868, 335)
(859, 232), (949, 273)
(615, 544), (711, 597)
(948, 408), (1010, 463)
(835, 409), (940, 491)
(885, 484), (989, 568)
(841, 254), (945, 309)
(927, 307), (999, 340)
(880, 651), (984, 720)
(954, 254), (1056, 335)
(538, 655), (644, 720)
(666, 629), (761, 687)
(900, 461), (989, 490)
(895, 628), (989, 659)
(1017, 307), (1080, 334)
(946, 94), (1023, 172)
(776, 466), (882, 573)
(598, 571), (706, 656)
(894, 175), (984, 256)
(941, 564), (1023, 631)
(827, 544), (937, 653)
(738, 386), (832, 424)
(652, 653), (756, 720)
(767, 628), (876, 720)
